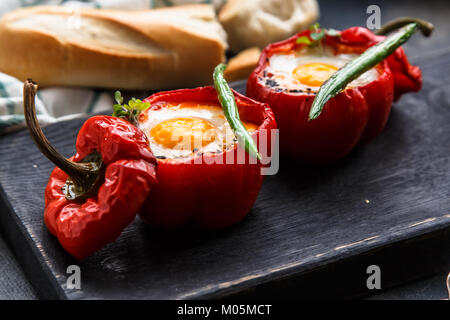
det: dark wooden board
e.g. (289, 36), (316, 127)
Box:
(0, 46), (449, 299)
(1, 0), (450, 298)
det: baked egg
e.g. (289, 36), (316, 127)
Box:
(263, 46), (379, 92)
(139, 102), (258, 159)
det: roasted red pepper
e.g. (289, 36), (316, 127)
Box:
(138, 86), (276, 229)
(24, 81), (158, 260)
(247, 24), (424, 164)
(44, 117), (158, 260)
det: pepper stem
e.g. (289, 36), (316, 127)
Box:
(23, 79), (103, 201)
(376, 17), (434, 37)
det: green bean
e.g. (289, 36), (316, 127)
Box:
(309, 19), (433, 121)
(213, 64), (261, 160)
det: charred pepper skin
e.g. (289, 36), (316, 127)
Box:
(246, 27), (422, 164)
(139, 86), (277, 229)
(44, 116), (158, 260)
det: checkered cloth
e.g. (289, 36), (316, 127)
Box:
(0, 0), (223, 134)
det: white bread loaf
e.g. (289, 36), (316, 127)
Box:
(0, 5), (227, 90)
(219, 0), (319, 52)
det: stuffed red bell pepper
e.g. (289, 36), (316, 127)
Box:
(247, 18), (432, 164)
(138, 84), (276, 229)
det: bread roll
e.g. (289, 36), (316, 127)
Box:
(219, 0), (319, 52)
(224, 47), (261, 82)
(0, 5), (227, 90)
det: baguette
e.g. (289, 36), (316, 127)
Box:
(0, 5), (227, 90)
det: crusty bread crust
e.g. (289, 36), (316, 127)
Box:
(224, 47), (261, 82)
(0, 5), (227, 90)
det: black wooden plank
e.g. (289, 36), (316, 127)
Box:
(0, 233), (36, 299)
(366, 271), (450, 300)
(227, 230), (450, 299)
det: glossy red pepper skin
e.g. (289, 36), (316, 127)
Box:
(246, 27), (422, 164)
(139, 86), (277, 229)
(44, 116), (158, 260)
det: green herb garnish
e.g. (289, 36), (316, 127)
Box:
(296, 36), (312, 46)
(296, 23), (340, 48)
(112, 91), (150, 125)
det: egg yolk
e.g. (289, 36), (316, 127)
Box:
(243, 122), (258, 132)
(150, 117), (216, 150)
(293, 62), (339, 87)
